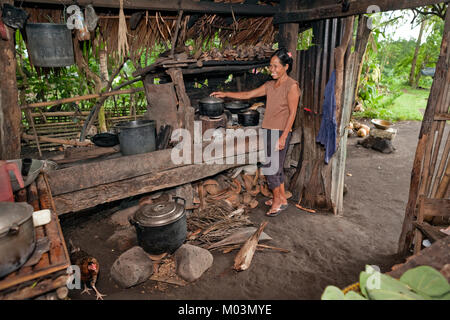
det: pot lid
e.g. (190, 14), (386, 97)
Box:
(0, 202), (34, 237)
(199, 96), (224, 104)
(133, 201), (185, 227)
(225, 101), (249, 109)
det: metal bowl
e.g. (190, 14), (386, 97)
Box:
(371, 119), (393, 130)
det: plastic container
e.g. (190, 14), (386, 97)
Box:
(32, 209), (51, 227)
(115, 120), (156, 156)
(25, 23), (74, 67)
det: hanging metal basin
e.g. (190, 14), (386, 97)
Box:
(25, 23), (74, 67)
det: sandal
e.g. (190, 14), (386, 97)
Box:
(265, 204), (288, 217)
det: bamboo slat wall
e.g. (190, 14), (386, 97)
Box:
(398, 9), (450, 256)
(22, 113), (144, 152)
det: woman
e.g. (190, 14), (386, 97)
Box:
(211, 48), (301, 216)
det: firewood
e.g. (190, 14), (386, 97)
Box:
(233, 221), (268, 271)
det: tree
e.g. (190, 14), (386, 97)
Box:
(409, 18), (426, 87)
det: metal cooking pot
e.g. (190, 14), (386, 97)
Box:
(129, 198), (186, 254)
(199, 96), (224, 117)
(225, 101), (250, 114)
(238, 110), (260, 127)
(0, 202), (36, 278)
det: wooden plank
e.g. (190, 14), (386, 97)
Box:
(36, 175), (65, 266)
(48, 148), (177, 195)
(181, 63), (269, 75)
(21, 0), (278, 16)
(52, 132), (264, 213)
(274, 0), (445, 24)
(422, 198), (450, 218)
(53, 155), (258, 215)
(48, 125), (262, 196)
(389, 236), (450, 280)
(398, 8), (450, 256)
(0, 274), (68, 300)
(434, 113), (450, 121)
(413, 221), (448, 243)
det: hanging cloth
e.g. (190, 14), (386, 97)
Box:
(316, 70), (337, 164)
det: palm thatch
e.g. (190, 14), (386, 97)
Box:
(23, 6), (277, 66)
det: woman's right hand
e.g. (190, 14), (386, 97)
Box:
(210, 91), (227, 99)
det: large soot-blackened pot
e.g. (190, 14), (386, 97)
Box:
(129, 200), (186, 254)
(199, 96), (224, 117)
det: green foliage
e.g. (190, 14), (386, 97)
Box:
(297, 28), (314, 51)
(400, 266), (450, 298)
(15, 29), (149, 119)
(321, 265), (450, 301)
(354, 10), (444, 122)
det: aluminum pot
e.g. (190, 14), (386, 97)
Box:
(199, 96), (224, 117)
(0, 202), (36, 278)
(129, 198), (186, 254)
(238, 110), (260, 127)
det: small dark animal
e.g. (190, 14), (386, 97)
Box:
(69, 240), (106, 300)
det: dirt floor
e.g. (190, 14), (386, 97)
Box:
(61, 120), (427, 300)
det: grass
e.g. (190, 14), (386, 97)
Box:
(354, 85), (430, 122)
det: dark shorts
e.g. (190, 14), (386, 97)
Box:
(261, 129), (292, 190)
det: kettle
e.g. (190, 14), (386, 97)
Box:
(0, 160), (24, 202)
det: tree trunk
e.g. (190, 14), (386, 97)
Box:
(0, 0), (21, 159)
(409, 19), (426, 87)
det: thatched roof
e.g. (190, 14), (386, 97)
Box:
(22, 2), (277, 65)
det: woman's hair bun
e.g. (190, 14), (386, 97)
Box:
(272, 47), (293, 73)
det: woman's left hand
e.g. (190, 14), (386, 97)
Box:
(275, 135), (287, 151)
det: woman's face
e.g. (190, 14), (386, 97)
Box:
(269, 56), (288, 79)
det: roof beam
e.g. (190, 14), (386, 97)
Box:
(20, 0), (278, 16)
(274, 0), (448, 24)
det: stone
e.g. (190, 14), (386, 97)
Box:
(110, 246), (153, 288)
(372, 138), (395, 154)
(107, 226), (138, 251)
(370, 128), (397, 140)
(358, 136), (396, 153)
(109, 205), (140, 227)
(173, 244), (213, 282)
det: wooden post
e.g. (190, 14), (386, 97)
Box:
(277, 0), (299, 81)
(0, 0), (21, 159)
(398, 8), (450, 256)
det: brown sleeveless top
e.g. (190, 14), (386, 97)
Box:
(262, 76), (299, 130)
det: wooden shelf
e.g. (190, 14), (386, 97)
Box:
(0, 174), (71, 299)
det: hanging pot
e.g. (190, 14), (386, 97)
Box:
(199, 96), (224, 117)
(129, 198), (186, 254)
(0, 202), (36, 278)
(25, 23), (74, 67)
(238, 110), (260, 127)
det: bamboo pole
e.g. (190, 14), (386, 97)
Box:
(22, 133), (93, 147)
(21, 88), (144, 110)
(25, 109), (42, 157)
(431, 131), (450, 197)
